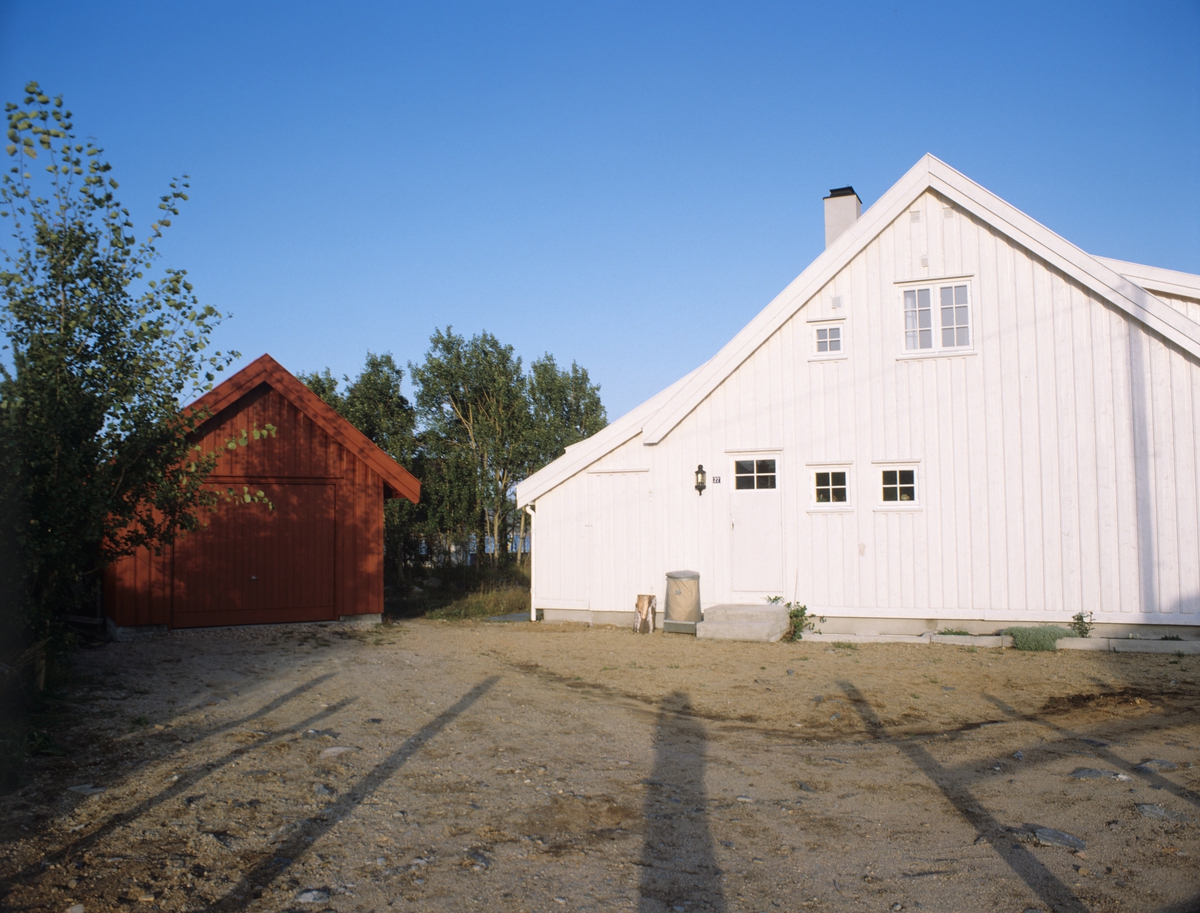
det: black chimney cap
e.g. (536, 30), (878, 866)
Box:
(825, 186), (858, 199)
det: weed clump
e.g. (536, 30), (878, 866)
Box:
(1004, 625), (1075, 651)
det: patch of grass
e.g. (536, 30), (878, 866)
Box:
(938, 628), (971, 636)
(132, 714), (150, 727)
(425, 585), (530, 621)
(1003, 625), (1075, 651)
(831, 641), (857, 651)
(1160, 635), (1183, 641)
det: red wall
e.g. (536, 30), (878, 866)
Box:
(105, 382), (389, 628)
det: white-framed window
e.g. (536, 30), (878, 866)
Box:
(816, 325), (842, 353)
(881, 467), (916, 503)
(734, 458), (776, 490)
(815, 469), (847, 504)
(900, 279), (973, 354)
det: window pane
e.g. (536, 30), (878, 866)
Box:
(899, 470), (914, 485)
(905, 311), (918, 330)
(943, 327), (955, 347)
(816, 489), (830, 502)
(816, 472), (830, 486)
(917, 289), (930, 308)
(817, 338), (828, 352)
(956, 305), (968, 326)
(940, 286), (953, 307)
(735, 476), (755, 489)
(955, 285), (968, 305)
(919, 309), (931, 329)
(756, 460), (776, 474)
(957, 326), (970, 346)
(920, 329), (932, 348)
(829, 336), (841, 351)
(831, 472), (845, 486)
(817, 328), (827, 341)
(735, 460), (754, 475)
(900, 486), (915, 500)
(831, 488), (846, 502)
(829, 327), (840, 341)
(906, 330), (919, 349)
(904, 289), (916, 309)
(756, 475), (776, 489)
(942, 306), (954, 328)
(883, 487), (898, 501)
(883, 470), (897, 485)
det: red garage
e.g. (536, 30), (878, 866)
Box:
(104, 354), (419, 635)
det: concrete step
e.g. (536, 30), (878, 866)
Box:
(702, 604), (789, 623)
(696, 604), (789, 642)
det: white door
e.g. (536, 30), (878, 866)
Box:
(730, 457), (784, 596)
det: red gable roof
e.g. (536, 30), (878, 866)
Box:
(187, 353), (420, 503)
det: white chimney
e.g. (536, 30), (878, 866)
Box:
(824, 186), (861, 248)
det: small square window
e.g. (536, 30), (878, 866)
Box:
(735, 458), (777, 490)
(882, 469), (916, 502)
(815, 325), (842, 354)
(815, 471), (847, 503)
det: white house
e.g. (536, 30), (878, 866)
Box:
(516, 155), (1200, 637)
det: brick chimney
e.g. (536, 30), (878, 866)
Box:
(824, 186), (861, 248)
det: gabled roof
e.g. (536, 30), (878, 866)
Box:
(518, 154), (1200, 506)
(516, 363), (704, 507)
(187, 353), (420, 503)
(640, 154), (1200, 445)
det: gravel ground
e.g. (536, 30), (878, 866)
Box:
(0, 619), (1197, 913)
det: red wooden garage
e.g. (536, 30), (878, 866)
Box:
(104, 354), (419, 632)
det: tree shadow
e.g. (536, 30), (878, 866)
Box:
(837, 680), (1088, 913)
(211, 674), (499, 912)
(0, 671), (348, 891)
(638, 691), (724, 913)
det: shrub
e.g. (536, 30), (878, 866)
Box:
(425, 585), (530, 621)
(1070, 611), (1095, 638)
(767, 597), (824, 641)
(1004, 625), (1075, 651)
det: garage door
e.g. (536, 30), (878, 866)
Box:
(171, 483), (336, 628)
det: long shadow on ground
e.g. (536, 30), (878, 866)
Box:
(638, 691), (724, 913)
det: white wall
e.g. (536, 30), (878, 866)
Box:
(531, 191), (1200, 626)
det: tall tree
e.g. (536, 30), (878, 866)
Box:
(527, 353), (607, 465)
(299, 353), (418, 579)
(410, 328), (530, 566)
(0, 83), (264, 656)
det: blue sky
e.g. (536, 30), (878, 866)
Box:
(1, 1), (1197, 420)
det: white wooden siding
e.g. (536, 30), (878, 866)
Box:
(531, 190), (1200, 625)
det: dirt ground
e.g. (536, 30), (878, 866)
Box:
(1, 619), (1197, 913)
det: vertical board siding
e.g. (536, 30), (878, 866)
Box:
(105, 378), (400, 627)
(532, 189), (1200, 626)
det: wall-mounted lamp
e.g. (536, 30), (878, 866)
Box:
(694, 464), (707, 496)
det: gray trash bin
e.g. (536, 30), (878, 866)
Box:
(663, 570), (701, 634)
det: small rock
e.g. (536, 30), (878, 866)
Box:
(796, 782), (817, 793)
(1070, 768), (1130, 781)
(813, 695), (824, 704)
(673, 907), (686, 912)
(1075, 866), (1091, 876)
(67, 906), (85, 913)
(786, 669), (795, 675)
(1033, 827), (1085, 850)
(67, 879), (77, 889)
(296, 889), (330, 904)
(553, 899), (567, 905)
(410, 586), (424, 594)
(313, 784), (335, 797)
(942, 686), (955, 692)
(736, 795), (753, 802)
(892, 904), (903, 911)
(1134, 759), (1178, 772)
(1136, 803), (1190, 822)
(829, 713), (841, 721)
(319, 747), (354, 759)
(137, 895), (155, 904)
(1013, 751), (1024, 761)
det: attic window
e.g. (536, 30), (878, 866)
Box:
(902, 280), (973, 354)
(815, 326), (841, 353)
